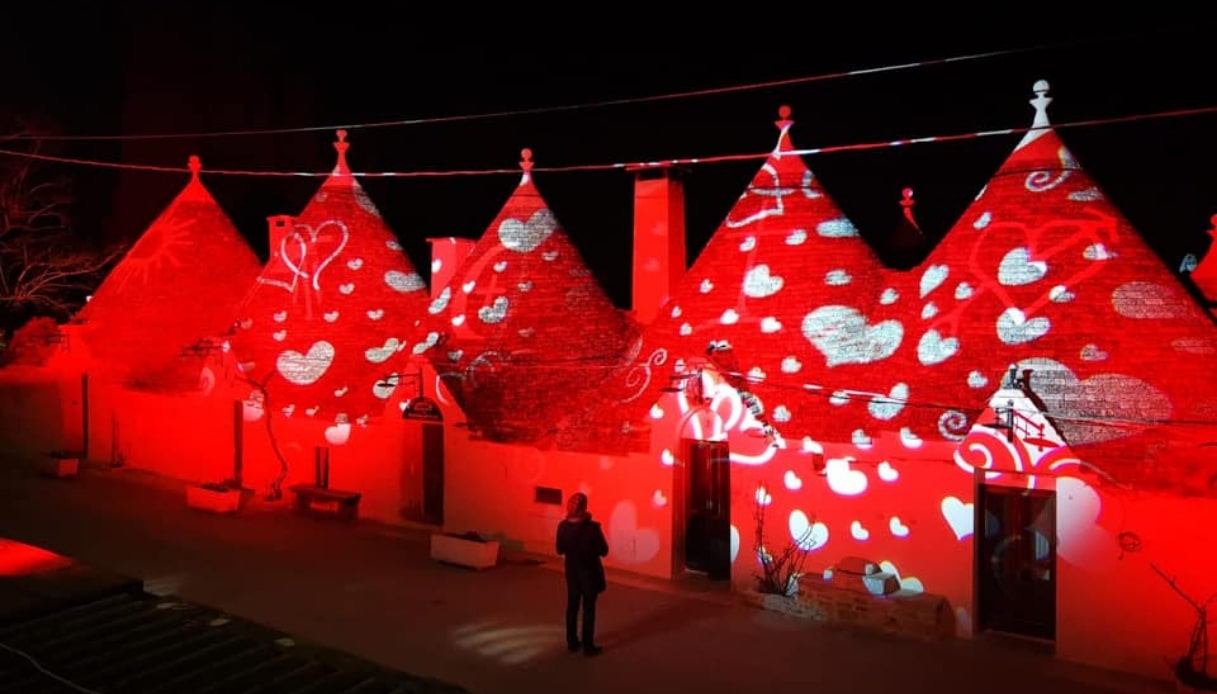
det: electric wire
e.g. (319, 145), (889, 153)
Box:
(1, 103), (1215, 178)
(2, 33), (1156, 143)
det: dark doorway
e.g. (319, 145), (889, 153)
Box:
(422, 423), (444, 526)
(977, 484), (1056, 641)
(683, 439), (731, 581)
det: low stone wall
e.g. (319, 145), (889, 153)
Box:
(744, 576), (956, 642)
(799, 574), (956, 641)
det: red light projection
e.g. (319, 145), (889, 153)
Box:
(1190, 215), (1217, 304)
(586, 106), (904, 452)
(228, 131), (431, 444)
(0, 537), (73, 577)
(415, 149), (638, 445)
(76, 157), (261, 391)
(882, 81), (1217, 489)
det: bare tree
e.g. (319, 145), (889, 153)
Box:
(0, 124), (124, 323)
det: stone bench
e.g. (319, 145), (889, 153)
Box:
(289, 484), (361, 522)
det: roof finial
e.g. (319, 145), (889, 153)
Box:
(900, 187), (919, 228)
(1030, 79), (1052, 129)
(334, 129), (351, 175)
(519, 147), (534, 185)
(776, 104), (792, 129)
(187, 155), (202, 181)
(774, 105), (794, 153)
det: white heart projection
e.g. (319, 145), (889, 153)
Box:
(917, 329), (959, 365)
(996, 307), (1050, 344)
(824, 458), (868, 496)
(850, 521), (870, 541)
(498, 208), (557, 253)
(788, 510), (828, 550)
(743, 265), (784, 298)
(276, 341), (335, 386)
(228, 137), (435, 437)
(997, 247), (1047, 286)
(608, 500), (660, 565)
(418, 162), (637, 448)
(940, 496), (974, 540)
(803, 306), (903, 367)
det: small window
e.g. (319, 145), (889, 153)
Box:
(534, 486), (563, 506)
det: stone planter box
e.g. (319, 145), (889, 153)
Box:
(743, 590), (826, 621)
(39, 452), (80, 478)
(430, 532), (500, 570)
(186, 484), (242, 514)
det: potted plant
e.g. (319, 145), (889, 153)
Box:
(40, 450), (81, 478)
(186, 479), (243, 514)
(430, 530), (501, 570)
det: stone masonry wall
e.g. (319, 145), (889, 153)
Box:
(795, 574), (956, 641)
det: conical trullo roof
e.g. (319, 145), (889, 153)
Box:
(228, 131), (431, 436)
(886, 80), (1217, 491)
(415, 149), (638, 445)
(78, 156), (261, 390)
(582, 106), (902, 450)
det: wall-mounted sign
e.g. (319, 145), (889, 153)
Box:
(402, 396), (443, 422)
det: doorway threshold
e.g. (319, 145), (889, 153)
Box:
(980, 628), (1056, 654)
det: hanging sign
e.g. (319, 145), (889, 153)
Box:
(402, 396), (443, 422)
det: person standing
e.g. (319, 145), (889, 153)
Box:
(556, 492), (608, 656)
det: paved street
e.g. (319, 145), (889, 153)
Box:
(0, 461), (1165, 694)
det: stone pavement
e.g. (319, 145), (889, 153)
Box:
(0, 462), (1166, 694)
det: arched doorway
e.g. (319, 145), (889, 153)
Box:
(402, 396), (444, 526)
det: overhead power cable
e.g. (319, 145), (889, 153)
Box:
(4, 32), (1161, 142)
(1, 103), (1214, 178)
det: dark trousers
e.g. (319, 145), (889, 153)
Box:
(565, 582), (598, 647)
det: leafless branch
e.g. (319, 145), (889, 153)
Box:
(0, 126), (121, 319)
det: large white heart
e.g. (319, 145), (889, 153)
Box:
(276, 341), (335, 386)
(288, 220), (350, 292)
(802, 305), (903, 367)
(498, 208), (557, 253)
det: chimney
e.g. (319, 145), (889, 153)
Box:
(267, 215), (294, 252)
(426, 237), (477, 300)
(1190, 214), (1217, 309)
(629, 165), (687, 325)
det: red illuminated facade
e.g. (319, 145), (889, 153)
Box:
(3, 81), (1216, 687)
(227, 131), (433, 445)
(73, 156), (261, 391)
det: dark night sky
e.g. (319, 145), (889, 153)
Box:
(3, 7), (1217, 308)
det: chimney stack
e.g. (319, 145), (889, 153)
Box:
(426, 237), (477, 300)
(629, 165), (687, 325)
(267, 215), (294, 252)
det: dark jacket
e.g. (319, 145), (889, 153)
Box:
(556, 514), (609, 594)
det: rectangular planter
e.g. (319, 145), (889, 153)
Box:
(186, 485), (241, 514)
(39, 456), (79, 478)
(430, 533), (500, 570)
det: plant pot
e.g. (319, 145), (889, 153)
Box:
(39, 454), (79, 478)
(429, 533), (500, 570)
(186, 485), (242, 514)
